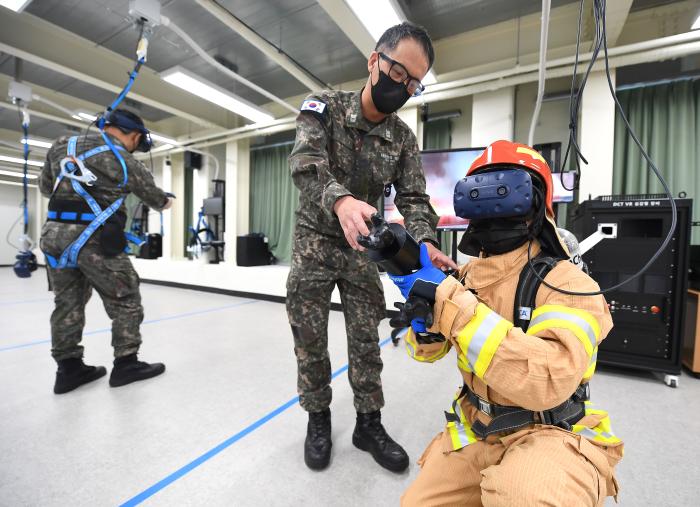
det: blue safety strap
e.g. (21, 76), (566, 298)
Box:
(46, 45), (144, 268)
(99, 130), (129, 187)
(59, 137), (128, 192)
(54, 195), (124, 269)
(107, 58), (144, 114)
(47, 211), (96, 222)
(22, 121), (29, 235)
(125, 232), (146, 247)
(58, 137), (126, 188)
(79, 144), (124, 161)
(45, 253), (58, 268)
(47, 137), (127, 269)
(94, 56), (144, 187)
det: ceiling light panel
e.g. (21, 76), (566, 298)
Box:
(160, 67), (274, 124)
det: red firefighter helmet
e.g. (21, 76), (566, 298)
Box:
(467, 140), (555, 217)
(466, 140), (569, 259)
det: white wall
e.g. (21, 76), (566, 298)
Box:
(514, 78), (571, 153)
(0, 181), (38, 264)
(424, 95), (473, 148)
(471, 87), (515, 145)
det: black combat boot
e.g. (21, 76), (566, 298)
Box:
(352, 411), (409, 473)
(54, 357), (107, 394)
(109, 354), (165, 387)
(304, 408), (332, 470)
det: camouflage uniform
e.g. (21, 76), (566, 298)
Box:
(287, 90), (438, 413)
(39, 133), (168, 361)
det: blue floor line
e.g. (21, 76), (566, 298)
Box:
(0, 300), (259, 352)
(119, 335), (396, 506)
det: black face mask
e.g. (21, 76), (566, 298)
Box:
(371, 68), (411, 114)
(458, 217), (531, 256)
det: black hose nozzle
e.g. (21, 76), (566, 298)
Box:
(358, 213), (421, 275)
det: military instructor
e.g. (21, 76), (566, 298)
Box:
(287, 22), (456, 472)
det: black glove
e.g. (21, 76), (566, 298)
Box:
(390, 296), (446, 345)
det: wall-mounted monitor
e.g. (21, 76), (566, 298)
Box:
(384, 148), (484, 230)
(552, 172), (575, 203)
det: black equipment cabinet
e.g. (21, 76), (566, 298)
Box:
(570, 195), (692, 377)
(236, 234), (273, 266)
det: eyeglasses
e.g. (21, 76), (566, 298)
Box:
(378, 52), (426, 97)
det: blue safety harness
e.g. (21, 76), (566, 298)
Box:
(44, 136), (142, 268)
(44, 22), (153, 268)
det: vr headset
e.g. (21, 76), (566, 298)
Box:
(454, 168), (534, 220)
(103, 110), (152, 152)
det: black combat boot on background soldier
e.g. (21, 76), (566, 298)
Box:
(353, 411), (409, 472)
(54, 357), (107, 394)
(109, 354), (165, 387)
(305, 408), (332, 470)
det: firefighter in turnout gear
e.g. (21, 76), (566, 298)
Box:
(389, 140), (623, 506)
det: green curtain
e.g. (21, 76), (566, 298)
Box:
(423, 118), (452, 150)
(249, 143), (299, 263)
(613, 78), (700, 243)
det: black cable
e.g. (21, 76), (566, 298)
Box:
(527, 0), (678, 297)
(561, 0), (604, 192)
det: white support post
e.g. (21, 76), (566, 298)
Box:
(160, 156), (173, 260)
(169, 152), (185, 259)
(397, 105), (422, 149)
(578, 70), (617, 202)
(224, 138), (250, 264)
(237, 138), (250, 237)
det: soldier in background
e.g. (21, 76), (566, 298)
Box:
(287, 22), (457, 472)
(39, 109), (173, 394)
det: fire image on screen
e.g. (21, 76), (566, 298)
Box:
(384, 148), (482, 229)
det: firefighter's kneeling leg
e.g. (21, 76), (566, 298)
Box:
(481, 430), (605, 507)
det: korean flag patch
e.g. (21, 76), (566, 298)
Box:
(301, 99), (326, 114)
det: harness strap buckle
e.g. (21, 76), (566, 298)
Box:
(538, 410), (553, 425)
(477, 398), (493, 417)
(574, 382), (591, 402)
(444, 410), (460, 423)
(59, 156), (97, 186)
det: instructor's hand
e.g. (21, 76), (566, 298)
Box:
(424, 242), (458, 270)
(333, 196), (377, 251)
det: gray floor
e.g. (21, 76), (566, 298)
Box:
(1, 268), (699, 507)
